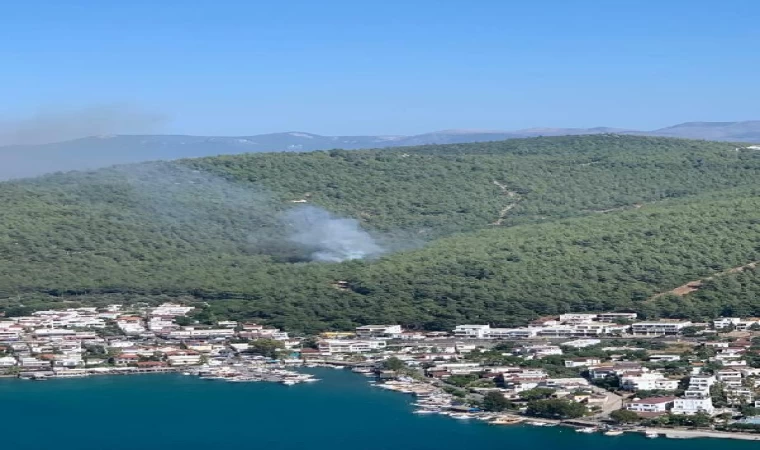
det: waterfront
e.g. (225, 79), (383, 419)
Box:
(0, 369), (758, 450)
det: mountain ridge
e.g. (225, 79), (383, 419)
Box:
(1, 121), (759, 180)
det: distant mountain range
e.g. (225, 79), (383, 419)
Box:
(1, 121), (759, 180)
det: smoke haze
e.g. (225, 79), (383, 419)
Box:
(284, 206), (385, 262)
(103, 163), (386, 263)
(0, 105), (167, 146)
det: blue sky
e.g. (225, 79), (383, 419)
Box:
(1, 0), (759, 136)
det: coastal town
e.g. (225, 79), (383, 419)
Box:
(5, 305), (760, 440)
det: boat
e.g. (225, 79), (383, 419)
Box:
(576, 427), (597, 433)
(526, 421), (549, 426)
(645, 431), (659, 439)
(604, 430), (624, 436)
(281, 380), (298, 386)
(489, 417), (523, 425)
(413, 409), (438, 414)
(449, 413), (473, 420)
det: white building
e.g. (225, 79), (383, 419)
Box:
(726, 388), (754, 405)
(631, 321), (692, 336)
(741, 368), (760, 377)
(704, 342), (730, 349)
(166, 328), (236, 339)
(151, 303), (195, 317)
(621, 372), (679, 391)
(429, 362), (482, 371)
(540, 377), (589, 389)
(535, 326), (576, 338)
(19, 358), (50, 369)
(648, 354), (682, 363)
(625, 396), (676, 413)
(540, 324), (624, 338)
(671, 375), (716, 416)
(716, 369), (742, 388)
(0, 330), (21, 341)
(53, 368), (89, 378)
(559, 314), (598, 323)
(0, 356), (17, 367)
(430, 362), (483, 375)
(453, 325), (490, 339)
(33, 328), (76, 337)
(148, 317), (176, 332)
(516, 345), (563, 358)
(455, 343), (478, 353)
(116, 320), (145, 335)
(596, 312), (638, 322)
(485, 327), (540, 339)
(355, 325), (402, 339)
(317, 340), (387, 354)
(713, 318), (759, 331)
(689, 375), (716, 390)
(672, 397), (714, 416)
(564, 358), (601, 368)
(166, 354), (202, 366)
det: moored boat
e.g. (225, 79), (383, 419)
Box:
(489, 417), (523, 425)
(526, 421), (549, 426)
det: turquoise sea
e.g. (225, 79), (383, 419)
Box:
(0, 368), (757, 450)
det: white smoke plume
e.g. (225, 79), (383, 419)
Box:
(285, 205), (385, 262)
(107, 163), (388, 263)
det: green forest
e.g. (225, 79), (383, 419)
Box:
(1, 135), (760, 332)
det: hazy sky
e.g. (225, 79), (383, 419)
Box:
(1, 0), (759, 136)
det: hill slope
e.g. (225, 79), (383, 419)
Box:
(1, 135), (760, 331)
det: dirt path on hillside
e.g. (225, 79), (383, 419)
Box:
(648, 261), (760, 301)
(491, 180), (521, 225)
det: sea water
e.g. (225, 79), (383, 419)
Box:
(0, 368), (755, 450)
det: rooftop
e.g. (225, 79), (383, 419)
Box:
(631, 396), (677, 404)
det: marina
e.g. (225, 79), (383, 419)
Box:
(189, 359), (320, 385)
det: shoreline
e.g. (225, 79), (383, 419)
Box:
(354, 368), (760, 443)
(631, 427), (760, 442)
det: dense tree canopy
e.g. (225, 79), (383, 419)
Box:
(525, 399), (587, 419)
(1, 135), (760, 332)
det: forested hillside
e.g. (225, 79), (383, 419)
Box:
(1, 135), (759, 332)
